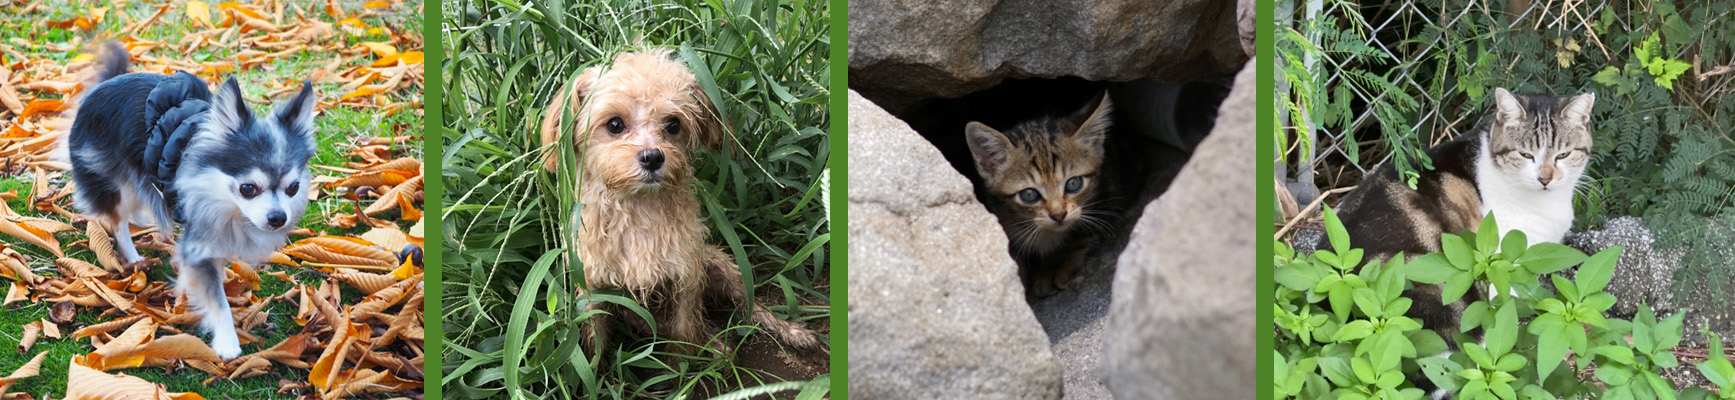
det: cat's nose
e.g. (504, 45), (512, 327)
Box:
(1049, 211), (1068, 222)
(1538, 175), (1553, 186)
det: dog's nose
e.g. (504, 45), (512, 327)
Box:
(267, 210), (287, 229)
(638, 149), (665, 171)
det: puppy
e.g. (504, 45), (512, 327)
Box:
(539, 49), (820, 357)
(69, 44), (317, 359)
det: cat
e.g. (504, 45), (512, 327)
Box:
(1324, 87), (1594, 397)
(964, 92), (1119, 297)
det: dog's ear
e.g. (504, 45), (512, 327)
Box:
(540, 67), (601, 172)
(208, 77), (252, 135)
(689, 83), (727, 151)
(271, 80), (319, 140)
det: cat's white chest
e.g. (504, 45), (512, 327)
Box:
(1475, 146), (1576, 246)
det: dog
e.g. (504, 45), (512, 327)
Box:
(538, 49), (821, 357)
(68, 44), (317, 360)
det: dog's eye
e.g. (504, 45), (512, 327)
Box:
(285, 182), (300, 196)
(605, 117), (625, 135)
(664, 118), (680, 136)
(239, 183), (261, 198)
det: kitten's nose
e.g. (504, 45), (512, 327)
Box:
(1538, 175), (1553, 186)
(638, 149), (665, 172)
(1049, 211), (1068, 223)
(266, 210), (287, 229)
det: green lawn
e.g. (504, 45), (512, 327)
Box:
(0, 1), (423, 398)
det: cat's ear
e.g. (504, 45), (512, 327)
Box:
(1493, 88), (1525, 125)
(1072, 92), (1113, 148)
(965, 122), (1013, 179)
(1561, 92), (1595, 126)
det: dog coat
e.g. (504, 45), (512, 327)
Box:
(140, 71), (213, 224)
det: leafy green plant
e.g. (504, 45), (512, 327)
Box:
(1275, 206), (1735, 399)
(440, 0), (831, 398)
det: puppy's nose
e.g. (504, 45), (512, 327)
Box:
(266, 210), (287, 229)
(638, 149), (665, 171)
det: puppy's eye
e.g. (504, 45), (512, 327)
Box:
(664, 118), (680, 135)
(1016, 188), (1042, 204)
(605, 117), (625, 135)
(239, 183), (261, 199)
(1065, 176), (1085, 194)
(285, 182), (300, 196)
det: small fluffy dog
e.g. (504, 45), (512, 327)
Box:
(69, 44), (317, 359)
(539, 49), (820, 356)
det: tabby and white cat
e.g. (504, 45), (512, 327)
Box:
(1327, 87), (1594, 397)
(964, 93), (1117, 297)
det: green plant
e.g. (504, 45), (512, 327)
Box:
(439, 0), (831, 398)
(1275, 206), (1735, 399)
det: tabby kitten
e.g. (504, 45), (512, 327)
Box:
(965, 93), (1116, 297)
(1327, 88), (1594, 396)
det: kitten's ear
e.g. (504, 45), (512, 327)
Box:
(209, 77), (252, 135)
(965, 122), (1013, 180)
(539, 66), (601, 172)
(1072, 92), (1113, 148)
(1493, 88), (1524, 125)
(1561, 92), (1596, 126)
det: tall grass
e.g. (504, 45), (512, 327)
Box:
(438, 0), (831, 398)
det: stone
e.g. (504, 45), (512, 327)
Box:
(1102, 61), (1256, 399)
(848, 0), (1247, 113)
(1567, 216), (1735, 347)
(846, 90), (1064, 399)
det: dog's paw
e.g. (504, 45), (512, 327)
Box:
(210, 334), (242, 360)
(780, 325), (822, 349)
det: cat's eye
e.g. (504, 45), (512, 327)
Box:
(605, 117), (625, 135)
(1017, 189), (1042, 204)
(1555, 152), (1569, 160)
(664, 118), (681, 135)
(239, 183), (261, 199)
(1065, 177), (1084, 194)
(285, 182), (300, 196)
(1519, 152), (1534, 160)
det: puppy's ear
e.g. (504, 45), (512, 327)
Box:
(540, 67), (601, 172)
(689, 83), (727, 151)
(209, 77), (252, 135)
(271, 80), (319, 141)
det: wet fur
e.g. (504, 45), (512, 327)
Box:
(965, 93), (1117, 297)
(538, 49), (820, 357)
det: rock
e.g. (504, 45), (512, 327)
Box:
(846, 90), (1065, 399)
(848, 0), (1247, 113)
(1102, 61), (1256, 399)
(1567, 216), (1735, 347)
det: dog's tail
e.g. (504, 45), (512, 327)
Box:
(93, 41), (130, 83)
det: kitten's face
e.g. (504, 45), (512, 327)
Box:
(1487, 88), (1596, 191)
(966, 94), (1112, 251)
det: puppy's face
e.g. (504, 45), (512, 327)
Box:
(182, 77), (318, 233)
(540, 50), (725, 195)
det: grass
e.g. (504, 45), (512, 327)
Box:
(439, 0), (831, 398)
(0, 1), (422, 397)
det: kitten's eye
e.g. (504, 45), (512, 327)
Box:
(239, 183), (261, 199)
(664, 118), (680, 135)
(1065, 177), (1084, 194)
(605, 117), (625, 135)
(1017, 189), (1042, 204)
(1519, 152), (1534, 160)
(1555, 152), (1569, 160)
(285, 182), (300, 196)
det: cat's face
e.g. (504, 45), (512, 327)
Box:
(1487, 88), (1595, 191)
(965, 94), (1112, 249)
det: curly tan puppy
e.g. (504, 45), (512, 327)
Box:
(539, 49), (820, 357)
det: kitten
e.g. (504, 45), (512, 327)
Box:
(1326, 88), (1594, 397)
(965, 93), (1117, 297)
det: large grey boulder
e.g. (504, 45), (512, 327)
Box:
(1103, 61), (1256, 399)
(847, 90), (1065, 399)
(1567, 216), (1735, 347)
(848, 0), (1246, 112)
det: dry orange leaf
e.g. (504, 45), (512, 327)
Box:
(185, 1), (211, 28)
(66, 356), (206, 400)
(0, 217), (61, 257)
(334, 169), (414, 188)
(17, 100), (66, 120)
(359, 42), (396, 57)
(0, 351), (49, 394)
(85, 319), (220, 371)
